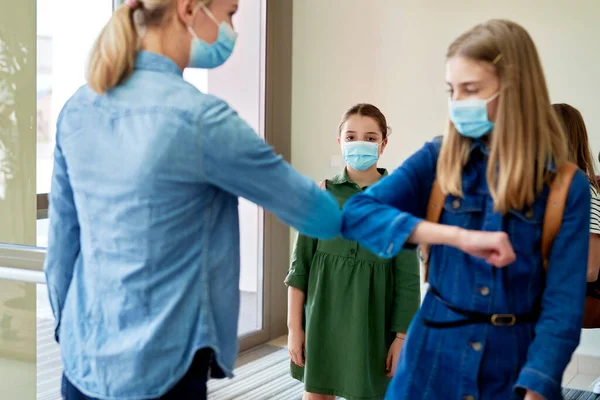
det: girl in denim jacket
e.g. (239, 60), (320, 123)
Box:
(342, 19), (590, 400)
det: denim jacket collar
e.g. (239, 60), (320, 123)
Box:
(134, 51), (183, 77)
(468, 139), (557, 173)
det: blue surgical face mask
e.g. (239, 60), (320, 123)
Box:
(187, 5), (238, 69)
(448, 92), (500, 139)
(342, 141), (380, 171)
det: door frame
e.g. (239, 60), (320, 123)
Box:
(238, 0), (293, 351)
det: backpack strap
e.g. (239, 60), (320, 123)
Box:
(420, 161), (578, 281)
(541, 162), (578, 270)
(318, 179), (328, 190)
(420, 179), (446, 282)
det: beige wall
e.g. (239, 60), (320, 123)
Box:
(290, 0), (600, 355)
(291, 0), (600, 180)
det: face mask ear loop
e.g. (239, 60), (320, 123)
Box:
(187, 25), (200, 39)
(187, 3), (203, 39)
(486, 91), (500, 104)
(199, 2), (221, 27)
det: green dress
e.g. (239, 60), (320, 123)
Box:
(285, 168), (420, 400)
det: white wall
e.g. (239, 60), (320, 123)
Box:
(291, 0), (600, 355)
(291, 0), (600, 181)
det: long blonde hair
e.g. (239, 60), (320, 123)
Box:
(87, 0), (211, 94)
(437, 19), (568, 214)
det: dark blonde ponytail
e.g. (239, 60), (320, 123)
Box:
(87, 4), (139, 94)
(86, 0), (177, 94)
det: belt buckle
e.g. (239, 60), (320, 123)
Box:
(491, 314), (516, 327)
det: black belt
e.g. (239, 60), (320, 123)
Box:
(421, 286), (539, 328)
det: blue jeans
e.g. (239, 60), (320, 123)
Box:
(61, 348), (213, 399)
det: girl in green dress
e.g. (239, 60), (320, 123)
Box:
(286, 104), (421, 400)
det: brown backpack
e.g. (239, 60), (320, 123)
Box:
(420, 162), (600, 328)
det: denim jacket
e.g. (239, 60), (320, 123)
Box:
(43, 51), (342, 399)
(342, 137), (590, 400)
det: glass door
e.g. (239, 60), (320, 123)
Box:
(181, 0), (269, 346)
(202, 0), (268, 340)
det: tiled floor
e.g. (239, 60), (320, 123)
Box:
(565, 373), (598, 392)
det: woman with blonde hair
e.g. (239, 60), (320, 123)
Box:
(43, 0), (342, 399)
(342, 20), (590, 400)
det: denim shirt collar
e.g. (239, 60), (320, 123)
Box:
(134, 51), (183, 77)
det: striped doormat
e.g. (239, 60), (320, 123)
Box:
(563, 388), (600, 400)
(208, 346), (600, 400)
(208, 346), (303, 400)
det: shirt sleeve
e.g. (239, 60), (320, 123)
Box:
(199, 96), (341, 240)
(591, 185), (600, 235)
(341, 139), (440, 258)
(43, 124), (81, 343)
(284, 231), (318, 293)
(514, 171), (590, 400)
(390, 249), (421, 333)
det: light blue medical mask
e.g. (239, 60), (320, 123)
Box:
(187, 4), (238, 69)
(342, 141), (380, 171)
(448, 92), (500, 139)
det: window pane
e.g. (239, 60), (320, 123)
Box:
(35, 0), (112, 249)
(0, 0), (37, 246)
(0, 279), (36, 399)
(36, 218), (48, 248)
(36, 0), (113, 195)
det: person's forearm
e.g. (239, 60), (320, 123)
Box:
(287, 286), (305, 330)
(407, 220), (463, 247)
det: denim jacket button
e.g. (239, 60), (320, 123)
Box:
(463, 396), (476, 400)
(525, 209), (534, 219)
(479, 287), (490, 296)
(470, 342), (483, 351)
(452, 199), (461, 209)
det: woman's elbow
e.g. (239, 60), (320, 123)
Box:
(298, 191), (342, 239)
(340, 201), (363, 240)
(303, 211), (341, 240)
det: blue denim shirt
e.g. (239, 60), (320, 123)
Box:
(342, 138), (590, 400)
(43, 51), (342, 399)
